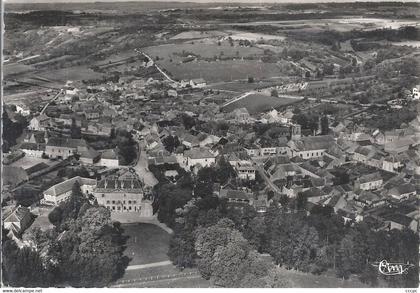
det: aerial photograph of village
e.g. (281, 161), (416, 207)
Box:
(1, 0), (419, 289)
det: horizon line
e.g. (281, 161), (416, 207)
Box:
(5, 0), (419, 4)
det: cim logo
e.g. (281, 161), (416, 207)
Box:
(372, 260), (415, 276)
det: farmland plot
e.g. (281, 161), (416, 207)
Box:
(160, 60), (283, 83)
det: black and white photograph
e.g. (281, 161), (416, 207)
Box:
(1, 0), (419, 290)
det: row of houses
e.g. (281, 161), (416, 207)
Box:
(18, 135), (119, 167)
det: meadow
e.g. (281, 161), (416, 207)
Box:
(143, 40), (264, 63)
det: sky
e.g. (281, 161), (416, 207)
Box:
(5, 0), (418, 3)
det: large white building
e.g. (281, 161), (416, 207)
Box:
(28, 114), (50, 131)
(355, 173), (383, 191)
(92, 171), (153, 217)
(179, 147), (216, 170)
(42, 176), (97, 206)
(287, 135), (335, 159)
(99, 149), (119, 168)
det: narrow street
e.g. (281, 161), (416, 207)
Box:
(132, 142), (158, 187)
(254, 162), (282, 194)
(134, 49), (178, 84)
(40, 89), (64, 114)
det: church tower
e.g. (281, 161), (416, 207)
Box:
(44, 130), (49, 144)
(291, 124), (301, 140)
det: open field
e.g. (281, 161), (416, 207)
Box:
(122, 223), (171, 266)
(4, 63), (35, 76)
(170, 30), (227, 40)
(36, 65), (105, 82)
(223, 93), (299, 114)
(3, 89), (56, 103)
(224, 31), (286, 41)
(143, 41), (264, 63)
(161, 60), (283, 83)
(223, 17), (420, 32)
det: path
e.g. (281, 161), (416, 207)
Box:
(126, 260), (172, 271)
(254, 163), (282, 194)
(221, 89), (305, 109)
(132, 143), (158, 187)
(40, 89), (63, 115)
(135, 49), (178, 84)
(112, 272), (201, 288)
(221, 91), (255, 108)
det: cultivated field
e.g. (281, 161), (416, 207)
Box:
(143, 41), (264, 63)
(170, 30), (227, 40)
(161, 60), (283, 83)
(223, 93), (299, 114)
(36, 65), (105, 82)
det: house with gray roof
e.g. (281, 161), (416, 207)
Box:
(42, 176), (97, 206)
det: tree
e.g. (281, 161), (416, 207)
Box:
(48, 207), (63, 226)
(168, 229), (197, 268)
(70, 118), (82, 139)
(2, 110), (27, 152)
(195, 218), (289, 287)
(115, 130), (137, 165)
(320, 115), (329, 135)
(271, 89), (279, 97)
(216, 156), (235, 185)
(42, 205), (129, 287)
(162, 135), (180, 153)
(296, 192), (307, 211)
(155, 183), (193, 227)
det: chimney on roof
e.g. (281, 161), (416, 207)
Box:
(115, 180), (118, 189)
(131, 179), (134, 189)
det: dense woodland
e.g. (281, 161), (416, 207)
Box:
(151, 164), (419, 288)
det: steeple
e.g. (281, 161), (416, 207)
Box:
(44, 130), (49, 144)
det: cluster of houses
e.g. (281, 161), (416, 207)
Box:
(131, 101), (420, 233)
(2, 61), (420, 250)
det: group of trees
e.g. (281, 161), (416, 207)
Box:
(2, 182), (129, 287)
(154, 159), (236, 227)
(2, 110), (28, 153)
(165, 187), (419, 287)
(114, 129), (137, 165)
(292, 112), (320, 134)
(162, 135), (181, 153)
(85, 128), (137, 165)
(194, 219), (289, 287)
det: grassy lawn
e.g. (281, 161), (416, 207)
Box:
(30, 207), (54, 231)
(122, 223), (171, 266)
